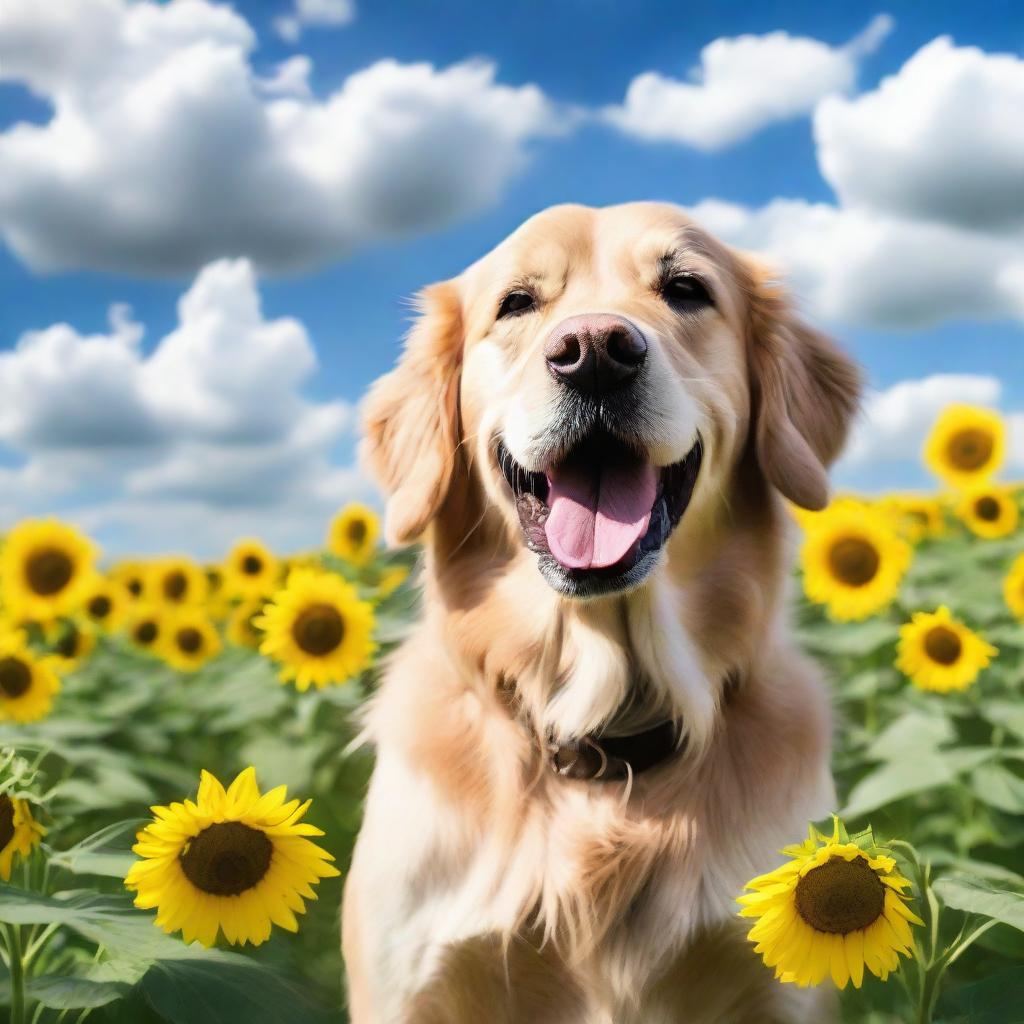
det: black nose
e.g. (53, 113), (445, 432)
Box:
(543, 314), (647, 394)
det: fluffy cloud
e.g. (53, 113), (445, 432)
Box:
(0, 0), (556, 275)
(0, 259), (367, 556)
(816, 38), (1024, 230)
(604, 15), (892, 150)
(836, 374), (1024, 485)
(275, 0), (355, 43)
(687, 37), (1024, 328)
(689, 197), (1024, 328)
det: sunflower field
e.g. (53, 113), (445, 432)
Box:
(0, 404), (1022, 1024)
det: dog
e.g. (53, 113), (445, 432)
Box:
(342, 202), (861, 1023)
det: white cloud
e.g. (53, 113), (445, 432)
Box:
(257, 56), (314, 99)
(0, 0), (557, 275)
(0, 259), (366, 557)
(275, 0), (355, 43)
(816, 38), (1024, 230)
(689, 197), (1024, 328)
(604, 15), (892, 151)
(687, 37), (1024, 329)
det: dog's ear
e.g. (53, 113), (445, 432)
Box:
(361, 281), (464, 545)
(745, 258), (862, 511)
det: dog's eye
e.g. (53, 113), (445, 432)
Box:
(497, 290), (535, 319)
(661, 274), (713, 311)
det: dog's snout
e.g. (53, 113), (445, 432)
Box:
(544, 314), (647, 394)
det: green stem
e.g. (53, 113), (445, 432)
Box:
(914, 917), (999, 1024)
(23, 923), (60, 965)
(5, 922), (27, 1024)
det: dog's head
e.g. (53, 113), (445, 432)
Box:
(364, 203), (860, 599)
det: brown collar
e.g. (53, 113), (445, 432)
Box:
(547, 719), (683, 782)
(499, 667), (743, 784)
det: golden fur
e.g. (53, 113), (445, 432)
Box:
(344, 203), (861, 1023)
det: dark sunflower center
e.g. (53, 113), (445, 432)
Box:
(292, 603), (345, 656)
(347, 520), (368, 545)
(947, 428), (993, 471)
(974, 496), (1000, 522)
(26, 548), (74, 596)
(0, 657), (32, 699)
(828, 537), (880, 587)
(242, 555), (263, 575)
(88, 595), (112, 619)
(176, 627), (203, 654)
(135, 621), (158, 645)
(127, 578), (143, 597)
(179, 821), (273, 897)
(924, 625), (962, 666)
(0, 795), (14, 851)
(56, 627), (81, 659)
(163, 571), (188, 602)
(794, 856), (885, 935)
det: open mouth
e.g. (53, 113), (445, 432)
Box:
(497, 431), (703, 597)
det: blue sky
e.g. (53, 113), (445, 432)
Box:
(0, 0), (1021, 555)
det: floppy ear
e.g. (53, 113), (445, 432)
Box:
(745, 260), (862, 511)
(361, 281), (464, 545)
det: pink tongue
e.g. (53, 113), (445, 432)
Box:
(545, 458), (658, 570)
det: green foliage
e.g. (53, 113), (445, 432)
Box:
(0, 509), (1021, 1022)
(807, 515), (1024, 1022)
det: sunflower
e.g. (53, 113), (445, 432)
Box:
(81, 576), (130, 632)
(1005, 554), (1024, 621)
(896, 606), (997, 693)
(223, 539), (279, 599)
(800, 502), (911, 621)
(227, 598), (267, 650)
(149, 557), (207, 608)
(0, 519), (96, 623)
(955, 486), (1019, 539)
(0, 635), (61, 723)
(0, 794), (45, 881)
(111, 561), (149, 602)
(924, 404), (1005, 490)
(205, 565), (225, 596)
(126, 604), (167, 655)
(161, 609), (222, 673)
(739, 819), (922, 989)
(256, 569), (375, 691)
(47, 620), (97, 671)
(125, 766), (340, 947)
(879, 494), (945, 544)
(203, 566), (233, 621)
(328, 504), (380, 566)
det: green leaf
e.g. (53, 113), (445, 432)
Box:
(982, 700), (1024, 742)
(943, 747), (997, 773)
(865, 711), (955, 761)
(971, 764), (1024, 814)
(925, 853), (1024, 887)
(984, 623), (1024, 650)
(935, 965), (1024, 1024)
(935, 874), (1024, 932)
(27, 963), (138, 1009)
(48, 820), (144, 879)
(842, 754), (957, 819)
(797, 618), (900, 658)
(136, 950), (337, 1024)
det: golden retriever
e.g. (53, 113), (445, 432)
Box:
(343, 202), (861, 1023)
